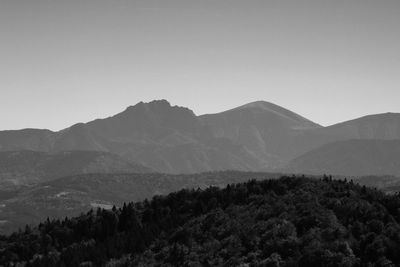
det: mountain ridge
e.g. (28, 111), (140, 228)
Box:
(2, 175), (400, 266)
(1, 100), (400, 175)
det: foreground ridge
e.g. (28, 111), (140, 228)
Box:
(1, 175), (400, 266)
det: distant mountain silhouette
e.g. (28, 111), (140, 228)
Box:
(285, 139), (400, 176)
(1, 100), (400, 176)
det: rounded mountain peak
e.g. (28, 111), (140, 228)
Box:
(236, 101), (286, 111)
(227, 100), (320, 129)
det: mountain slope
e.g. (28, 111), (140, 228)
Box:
(285, 139), (400, 176)
(320, 113), (400, 139)
(292, 113), (400, 158)
(0, 129), (55, 152)
(200, 101), (321, 167)
(0, 150), (151, 187)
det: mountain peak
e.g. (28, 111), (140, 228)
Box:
(124, 99), (197, 115)
(230, 100), (320, 128)
(125, 99), (171, 111)
(149, 99), (171, 105)
(236, 101), (284, 111)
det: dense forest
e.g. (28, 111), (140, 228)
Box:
(1, 175), (400, 266)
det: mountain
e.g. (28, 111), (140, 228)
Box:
(86, 100), (204, 145)
(83, 100), (262, 173)
(0, 150), (151, 188)
(285, 139), (400, 176)
(0, 100), (268, 174)
(200, 101), (321, 167)
(2, 175), (400, 266)
(1, 100), (400, 176)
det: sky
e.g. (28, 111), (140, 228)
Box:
(1, 0), (400, 131)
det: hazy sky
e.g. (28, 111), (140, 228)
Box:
(1, 0), (400, 130)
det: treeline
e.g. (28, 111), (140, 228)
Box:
(1, 175), (400, 266)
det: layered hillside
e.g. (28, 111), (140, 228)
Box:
(292, 113), (400, 158)
(0, 150), (151, 188)
(285, 139), (400, 176)
(0, 171), (279, 234)
(0, 129), (54, 152)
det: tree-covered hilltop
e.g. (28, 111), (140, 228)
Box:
(0, 171), (281, 234)
(1, 176), (400, 266)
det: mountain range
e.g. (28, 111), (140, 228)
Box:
(1, 100), (400, 179)
(2, 100), (400, 233)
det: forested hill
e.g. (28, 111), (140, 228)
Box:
(2, 176), (400, 266)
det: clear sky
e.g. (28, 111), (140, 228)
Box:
(1, 0), (400, 131)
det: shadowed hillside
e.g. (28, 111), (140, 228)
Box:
(285, 139), (400, 176)
(0, 150), (151, 188)
(0, 171), (280, 234)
